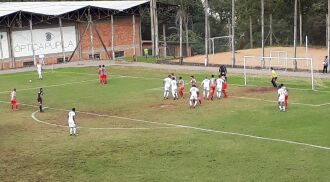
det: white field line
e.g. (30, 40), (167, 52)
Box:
(0, 70), (55, 78)
(231, 83), (330, 93)
(31, 109), (176, 130)
(0, 79), (98, 94)
(54, 71), (161, 80)
(2, 71), (330, 106)
(1, 100), (330, 151)
(230, 96), (322, 107)
(4, 69), (330, 92)
(0, 74), (128, 95)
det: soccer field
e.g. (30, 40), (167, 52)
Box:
(1, 65), (330, 181)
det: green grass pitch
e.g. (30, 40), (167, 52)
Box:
(1, 65), (330, 181)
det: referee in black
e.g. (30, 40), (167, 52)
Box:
(219, 64), (227, 80)
(37, 88), (43, 112)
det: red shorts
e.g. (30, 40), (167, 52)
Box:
(210, 84), (216, 90)
(11, 100), (17, 105)
(223, 83), (227, 89)
(103, 75), (107, 79)
(99, 75), (102, 80)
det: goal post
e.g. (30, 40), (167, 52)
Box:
(243, 56), (315, 90)
(209, 36), (232, 55)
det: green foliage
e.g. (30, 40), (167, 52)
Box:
(7, 0), (330, 49)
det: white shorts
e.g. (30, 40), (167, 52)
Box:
(164, 85), (170, 91)
(278, 97), (285, 102)
(68, 121), (76, 128)
(190, 95), (198, 100)
(38, 71), (42, 75)
(203, 87), (210, 91)
(172, 87), (177, 92)
(216, 86), (222, 91)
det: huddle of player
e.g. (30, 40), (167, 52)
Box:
(163, 73), (227, 108)
(98, 65), (107, 85)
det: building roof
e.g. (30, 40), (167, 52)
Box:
(0, 0), (150, 17)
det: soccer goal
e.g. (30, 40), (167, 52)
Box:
(209, 36), (232, 55)
(243, 56), (316, 90)
(269, 51), (288, 70)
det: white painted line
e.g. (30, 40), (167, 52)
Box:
(54, 71), (161, 80)
(31, 109), (176, 130)
(40, 106), (330, 150)
(0, 79), (98, 94)
(230, 96), (321, 107)
(2, 100), (328, 151)
(0, 74), (133, 95)
(175, 124), (330, 150)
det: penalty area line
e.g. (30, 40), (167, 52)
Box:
(230, 96), (322, 107)
(8, 101), (329, 151)
(1, 100), (329, 151)
(31, 109), (178, 130)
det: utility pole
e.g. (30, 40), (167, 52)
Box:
(269, 14), (272, 46)
(250, 16), (253, 48)
(179, 1), (183, 64)
(231, 0), (235, 67)
(150, 0), (155, 56)
(185, 13), (189, 57)
(294, 0), (298, 70)
(163, 24), (167, 58)
(261, 0), (265, 66)
(154, 0), (159, 60)
(204, 0), (209, 66)
(299, 0), (302, 46)
(328, 0), (330, 71)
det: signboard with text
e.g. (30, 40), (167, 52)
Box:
(12, 26), (77, 58)
(0, 31), (10, 59)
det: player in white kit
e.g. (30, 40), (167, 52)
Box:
(190, 75), (197, 87)
(277, 84), (286, 112)
(170, 77), (178, 100)
(163, 75), (172, 99)
(36, 62), (42, 80)
(189, 85), (199, 108)
(68, 108), (77, 136)
(201, 77), (210, 99)
(216, 75), (224, 99)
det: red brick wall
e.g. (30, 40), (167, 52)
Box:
(3, 15), (141, 70)
(78, 15), (141, 60)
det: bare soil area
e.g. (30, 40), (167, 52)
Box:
(171, 47), (327, 71)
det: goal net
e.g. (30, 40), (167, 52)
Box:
(243, 56), (320, 90)
(269, 51), (288, 70)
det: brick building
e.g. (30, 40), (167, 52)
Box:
(0, 1), (177, 70)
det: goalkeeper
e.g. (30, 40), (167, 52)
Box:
(271, 67), (278, 88)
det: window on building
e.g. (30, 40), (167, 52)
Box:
(115, 51), (124, 58)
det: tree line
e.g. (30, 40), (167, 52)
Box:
(6, 0), (329, 54)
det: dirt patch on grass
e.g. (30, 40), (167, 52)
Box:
(231, 86), (276, 97)
(150, 103), (176, 110)
(245, 87), (276, 94)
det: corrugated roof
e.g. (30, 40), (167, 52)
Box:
(0, 1), (150, 17)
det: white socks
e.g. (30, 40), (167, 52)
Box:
(217, 91), (222, 98)
(189, 100), (197, 107)
(164, 91), (169, 98)
(70, 127), (77, 135)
